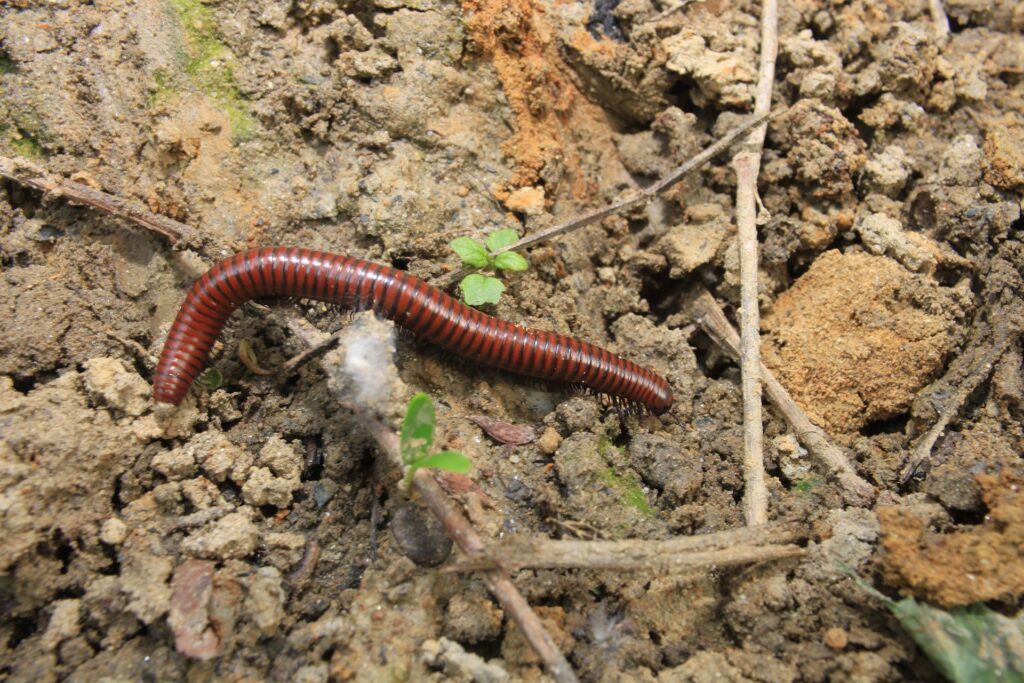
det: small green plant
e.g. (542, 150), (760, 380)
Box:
(400, 393), (472, 488)
(196, 367), (223, 391)
(450, 228), (529, 306)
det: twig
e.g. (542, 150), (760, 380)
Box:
(432, 110), (779, 290)
(899, 320), (1012, 485)
(447, 522), (807, 573)
(282, 317), (345, 376)
(928, 0), (951, 40)
(688, 288), (876, 506)
(287, 540), (322, 591)
(0, 155), (200, 246)
(362, 417), (579, 683)
(730, 0), (778, 526)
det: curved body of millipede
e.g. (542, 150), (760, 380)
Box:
(153, 247), (673, 414)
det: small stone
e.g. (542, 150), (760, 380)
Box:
(242, 467), (301, 508)
(312, 481), (336, 508)
(264, 532), (308, 571)
(824, 626), (849, 650)
(246, 567), (286, 636)
(182, 511), (259, 560)
(503, 186), (545, 215)
(99, 517), (128, 545)
(152, 447), (198, 480)
(190, 432), (247, 483)
(41, 599), (81, 651)
(536, 427), (562, 455)
(391, 503), (452, 566)
(259, 435), (302, 480)
(82, 357), (151, 416)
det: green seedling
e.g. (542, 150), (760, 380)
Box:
(197, 367), (223, 391)
(450, 228), (529, 306)
(400, 392), (472, 488)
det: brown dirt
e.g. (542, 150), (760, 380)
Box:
(1, 0), (1023, 681)
(878, 471), (1024, 607)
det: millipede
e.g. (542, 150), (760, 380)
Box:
(153, 247), (673, 414)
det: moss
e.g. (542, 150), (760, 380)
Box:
(0, 54), (13, 75)
(600, 467), (655, 516)
(596, 435), (654, 516)
(795, 474), (826, 494)
(10, 133), (44, 159)
(165, 0), (255, 139)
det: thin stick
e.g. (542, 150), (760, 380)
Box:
(0, 155), (200, 246)
(448, 522), (807, 572)
(730, 0), (778, 526)
(899, 320), (1011, 484)
(432, 110), (779, 290)
(689, 288), (876, 506)
(362, 417), (579, 683)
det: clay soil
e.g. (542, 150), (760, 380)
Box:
(1, 0), (1022, 681)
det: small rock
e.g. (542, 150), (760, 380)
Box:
(41, 599), (81, 651)
(152, 447), (198, 480)
(391, 503), (452, 566)
(246, 567), (286, 636)
(503, 186), (545, 215)
(83, 357), (151, 416)
(421, 637), (509, 682)
(189, 432), (248, 484)
(242, 467), (301, 508)
(258, 435), (302, 480)
(536, 427), (562, 455)
(824, 626), (849, 650)
(182, 511), (259, 560)
(99, 517), (128, 545)
(264, 532), (308, 571)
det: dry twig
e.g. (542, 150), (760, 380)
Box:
(432, 110), (778, 290)
(447, 521), (807, 573)
(730, 0), (778, 526)
(688, 288), (876, 506)
(362, 417), (579, 683)
(0, 155), (200, 246)
(899, 320), (1013, 484)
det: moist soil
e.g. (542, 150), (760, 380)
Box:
(1, 0), (1022, 681)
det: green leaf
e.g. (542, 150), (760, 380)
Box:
(485, 228), (519, 253)
(841, 564), (1024, 683)
(400, 392), (435, 465)
(494, 251), (528, 272)
(460, 274), (505, 306)
(450, 237), (489, 268)
(416, 450), (473, 474)
(197, 368), (223, 390)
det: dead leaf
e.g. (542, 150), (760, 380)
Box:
(465, 415), (535, 445)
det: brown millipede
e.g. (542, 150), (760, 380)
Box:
(153, 247), (673, 414)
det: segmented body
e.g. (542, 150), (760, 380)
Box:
(153, 247), (673, 413)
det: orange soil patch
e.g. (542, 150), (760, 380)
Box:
(878, 471), (1024, 606)
(461, 0), (614, 202)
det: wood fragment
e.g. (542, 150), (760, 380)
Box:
(0, 155), (201, 247)
(688, 288), (876, 506)
(730, 0), (778, 526)
(447, 522), (808, 573)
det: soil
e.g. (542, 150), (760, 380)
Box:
(1, 0), (1022, 681)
